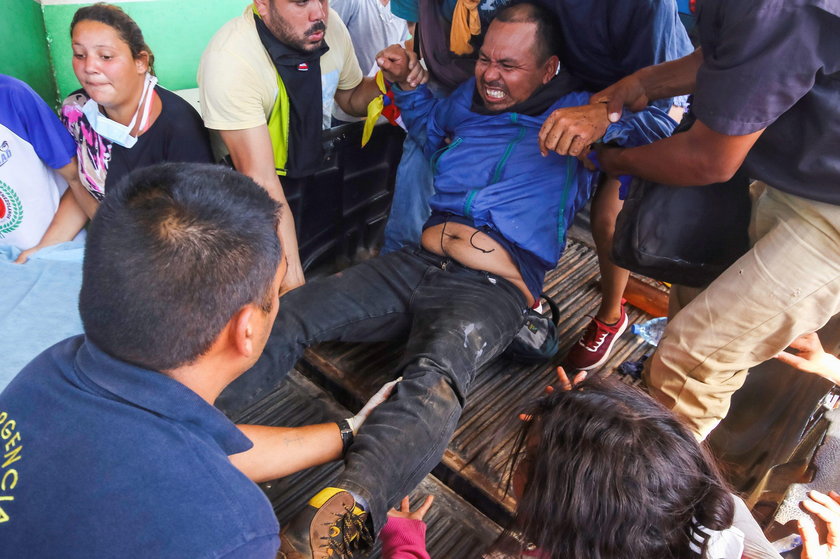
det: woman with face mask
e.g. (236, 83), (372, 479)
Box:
(13, 4), (213, 262)
(59, 3), (213, 219)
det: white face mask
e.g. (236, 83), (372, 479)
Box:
(82, 73), (158, 148)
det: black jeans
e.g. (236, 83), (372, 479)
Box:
(217, 247), (527, 532)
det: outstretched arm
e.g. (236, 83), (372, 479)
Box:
(229, 378), (400, 482)
(538, 49), (703, 158)
(594, 49), (703, 122)
(231, 423), (343, 482)
(381, 496), (435, 559)
(382, 47), (446, 153)
(595, 121), (763, 186)
(15, 158), (91, 263)
(335, 45), (428, 117)
(219, 126), (304, 295)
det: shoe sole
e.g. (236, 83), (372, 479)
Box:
(310, 491), (357, 559)
(571, 314), (630, 372)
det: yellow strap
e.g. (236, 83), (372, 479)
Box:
(308, 487), (364, 516)
(450, 0), (481, 56)
(361, 71), (388, 147)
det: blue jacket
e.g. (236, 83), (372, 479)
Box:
(394, 78), (676, 295)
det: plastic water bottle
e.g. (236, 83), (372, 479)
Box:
(631, 317), (668, 346)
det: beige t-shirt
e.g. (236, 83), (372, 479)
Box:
(198, 5), (363, 132)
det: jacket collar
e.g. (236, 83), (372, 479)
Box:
(74, 337), (252, 455)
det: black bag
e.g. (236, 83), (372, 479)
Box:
(611, 113), (752, 288)
(504, 294), (561, 363)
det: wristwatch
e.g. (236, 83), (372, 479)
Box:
(337, 418), (354, 453)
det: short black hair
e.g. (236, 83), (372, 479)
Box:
(493, 2), (562, 64)
(80, 163), (282, 372)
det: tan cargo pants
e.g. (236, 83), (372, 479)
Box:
(644, 183), (840, 439)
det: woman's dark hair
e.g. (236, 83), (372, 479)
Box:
(71, 3), (155, 73)
(509, 375), (734, 558)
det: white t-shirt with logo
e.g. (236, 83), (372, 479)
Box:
(0, 75), (77, 251)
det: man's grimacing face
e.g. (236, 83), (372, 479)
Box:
(262, 0), (328, 53)
(474, 20), (557, 111)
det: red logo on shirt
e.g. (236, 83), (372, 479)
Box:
(297, 63), (309, 71)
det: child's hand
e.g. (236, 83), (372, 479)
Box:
(387, 495), (435, 521)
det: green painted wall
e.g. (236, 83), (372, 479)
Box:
(0, 1), (58, 106)
(43, 0), (250, 99)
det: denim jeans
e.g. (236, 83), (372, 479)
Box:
(381, 135), (435, 254)
(381, 80), (446, 255)
(217, 247), (527, 531)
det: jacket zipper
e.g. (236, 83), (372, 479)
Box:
(431, 136), (463, 173)
(490, 114), (526, 184)
(557, 158), (576, 244)
(465, 114), (527, 217)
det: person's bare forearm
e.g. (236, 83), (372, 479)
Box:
(37, 188), (89, 245)
(219, 126), (305, 293)
(16, 188), (89, 262)
(56, 158), (99, 219)
(70, 185), (100, 220)
(593, 49), (704, 119)
(599, 134), (716, 185)
(251, 175), (304, 294)
(230, 423), (342, 482)
(598, 118), (764, 186)
(637, 49), (703, 103)
(340, 77), (382, 117)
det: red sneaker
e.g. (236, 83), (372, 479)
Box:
(564, 305), (629, 371)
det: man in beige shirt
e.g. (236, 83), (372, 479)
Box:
(199, 0), (421, 292)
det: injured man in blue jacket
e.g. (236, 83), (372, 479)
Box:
(216, 4), (676, 558)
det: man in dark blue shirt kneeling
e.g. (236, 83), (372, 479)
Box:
(0, 163), (389, 557)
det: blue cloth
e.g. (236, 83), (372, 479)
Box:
(535, 0), (693, 109)
(381, 134), (435, 254)
(0, 74), (76, 169)
(390, 0), (458, 23)
(0, 242), (85, 390)
(0, 336), (280, 558)
(390, 0), (420, 23)
(382, 79), (447, 254)
(394, 78), (676, 299)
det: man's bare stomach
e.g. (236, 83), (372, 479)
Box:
(421, 222), (534, 306)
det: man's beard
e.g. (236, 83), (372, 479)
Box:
(266, 3), (326, 52)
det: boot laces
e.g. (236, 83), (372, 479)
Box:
(319, 504), (373, 558)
